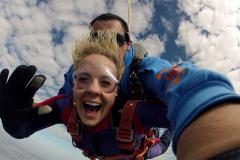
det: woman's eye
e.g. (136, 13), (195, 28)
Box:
(78, 77), (90, 83)
(100, 80), (113, 87)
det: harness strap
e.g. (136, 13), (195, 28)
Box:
(32, 94), (66, 108)
(129, 58), (145, 100)
(116, 100), (163, 159)
(67, 106), (98, 160)
(133, 130), (161, 159)
(67, 106), (81, 144)
(116, 100), (138, 150)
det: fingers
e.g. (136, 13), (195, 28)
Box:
(0, 65), (45, 101)
(24, 75), (46, 98)
(6, 65), (26, 89)
(0, 69), (9, 91)
(6, 65), (37, 94)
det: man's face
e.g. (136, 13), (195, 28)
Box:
(91, 20), (131, 57)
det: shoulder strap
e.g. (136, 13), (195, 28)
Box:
(112, 43), (148, 127)
(115, 100), (164, 159)
(129, 43), (148, 100)
(67, 106), (82, 147)
(116, 100), (138, 150)
(129, 58), (145, 99)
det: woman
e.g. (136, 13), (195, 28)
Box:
(62, 32), (171, 159)
(0, 32), (171, 160)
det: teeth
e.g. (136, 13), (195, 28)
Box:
(84, 102), (102, 112)
(85, 102), (101, 106)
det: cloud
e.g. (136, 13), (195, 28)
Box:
(176, 0), (240, 92)
(0, 122), (87, 160)
(0, 16), (11, 56)
(111, 0), (154, 34)
(139, 34), (165, 56)
(0, 0), (160, 99)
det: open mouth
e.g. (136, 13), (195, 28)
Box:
(83, 102), (102, 113)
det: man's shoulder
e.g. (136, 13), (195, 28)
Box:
(140, 56), (172, 72)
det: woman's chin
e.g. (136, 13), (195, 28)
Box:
(82, 119), (99, 127)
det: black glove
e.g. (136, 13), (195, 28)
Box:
(0, 65), (45, 135)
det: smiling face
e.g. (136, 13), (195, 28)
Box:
(73, 54), (118, 127)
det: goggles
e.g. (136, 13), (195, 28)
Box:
(91, 32), (130, 47)
(73, 61), (119, 93)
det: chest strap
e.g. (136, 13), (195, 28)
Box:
(67, 106), (81, 145)
(116, 100), (138, 150)
(116, 100), (161, 159)
(67, 101), (162, 160)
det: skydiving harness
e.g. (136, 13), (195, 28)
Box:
(66, 43), (163, 160)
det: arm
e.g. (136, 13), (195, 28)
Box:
(3, 103), (61, 138)
(58, 65), (74, 96)
(140, 58), (240, 155)
(177, 102), (240, 160)
(0, 65), (61, 138)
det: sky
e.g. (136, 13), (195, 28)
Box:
(0, 0), (239, 159)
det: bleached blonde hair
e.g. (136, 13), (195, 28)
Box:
(72, 32), (125, 80)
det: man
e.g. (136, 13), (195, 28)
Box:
(58, 13), (240, 159)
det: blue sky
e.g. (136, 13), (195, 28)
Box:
(0, 0), (239, 159)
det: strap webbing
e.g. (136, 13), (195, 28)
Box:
(116, 100), (138, 150)
(67, 106), (81, 143)
(129, 58), (146, 100)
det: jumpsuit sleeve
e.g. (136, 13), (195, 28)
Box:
(140, 57), (240, 153)
(3, 100), (62, 139)
(58, 65), (74, 96)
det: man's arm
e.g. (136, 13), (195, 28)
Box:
(177, 102), (240, 160)
(140, 58), (240, 155)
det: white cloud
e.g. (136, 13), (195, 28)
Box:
(0, 0), (159, 97)
(0, 122), (87, 160)
(177, 0), (240, 92)
(0, 16), (11, 60)
(111, 0), (154, 34)
(139, 34), (165, 57)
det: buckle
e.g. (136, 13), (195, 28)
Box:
(116, 128), (134, 143)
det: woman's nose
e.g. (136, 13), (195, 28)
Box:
(86, 79), (101, 95)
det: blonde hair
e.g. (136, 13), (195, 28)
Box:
(72, 32), (125, 80)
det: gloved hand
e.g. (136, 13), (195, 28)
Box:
(0, 65), (45, 133)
